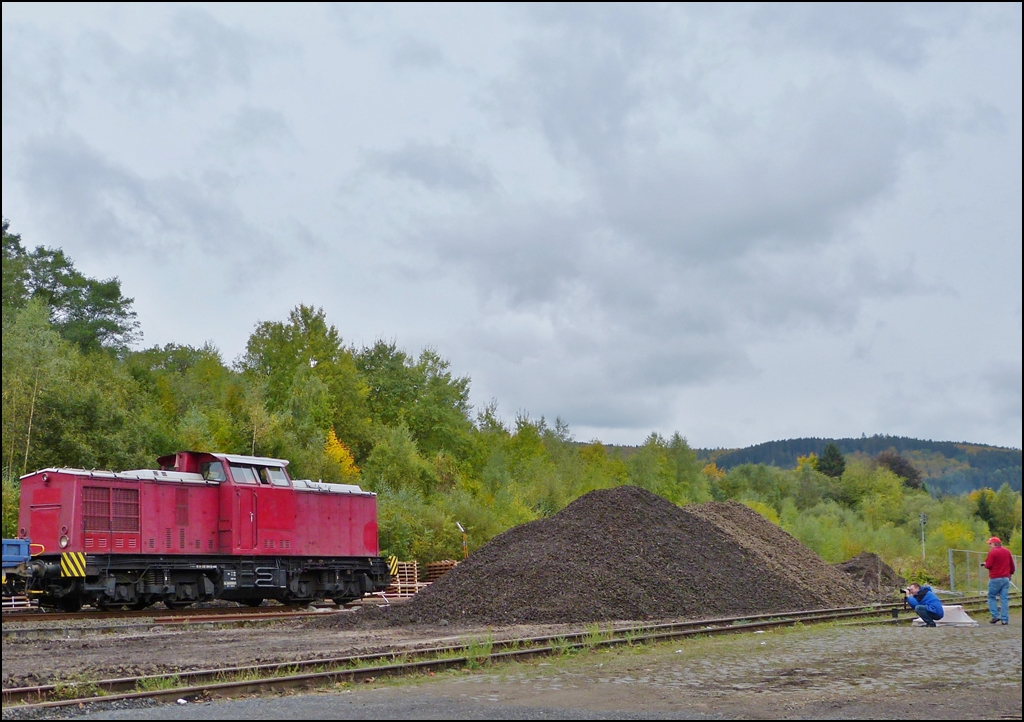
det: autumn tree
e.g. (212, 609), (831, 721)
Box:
(876, 449), (923, 489)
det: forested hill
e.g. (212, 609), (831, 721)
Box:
(698, 436), (1022, 495)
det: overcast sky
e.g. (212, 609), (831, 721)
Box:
(3, 3), (1021, 450)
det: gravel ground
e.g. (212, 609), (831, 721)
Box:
(9, 610), (1016, 721)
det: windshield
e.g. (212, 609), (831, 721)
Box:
(200, 461), (226, 481)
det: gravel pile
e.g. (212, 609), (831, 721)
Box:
(382, 486), (870, 626)
(834, 552), (905, 593)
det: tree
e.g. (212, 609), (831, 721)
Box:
(240, 305), (369, 454)
(2, 301), (71, 479)
(355, 341), (473, 459)
(2, 220), (139, 352)
(361, 424), (434, 495)
(818, 442), (846, 478)
(876, 450), (923, 488)
(2, 219), (29, 318)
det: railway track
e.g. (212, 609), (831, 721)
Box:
(5, 595), (1016, 712)
(1, 605), (351, 640)
(1, 601), (338, 624)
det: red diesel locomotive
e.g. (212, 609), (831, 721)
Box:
(15, 451), (390, 610)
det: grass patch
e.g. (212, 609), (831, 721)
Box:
(50, 676), (103, 701)
(583, 623), (613, 649)
(134, 674), (181, 692)
(464, 635), (494, 670)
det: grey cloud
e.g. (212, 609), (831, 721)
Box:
(80, 7), (264, 106)
(364, 142), (495, 192)
(14, 132), (279, 275)
(605, 79), (906, 261)
(3, 5), (1017, 446)
(228, 106), (291, 147)
(391, 37), (444, 69)
(749, 4), (960, 68)
(367, 19), (926, 431)
(986, 361), (1023, 427)
(201, 105), (295, 162)
(1, 22), (72, 128)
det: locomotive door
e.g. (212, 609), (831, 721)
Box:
(236, 489), (257, 551)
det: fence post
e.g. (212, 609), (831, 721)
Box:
(948, 547), (955, 593)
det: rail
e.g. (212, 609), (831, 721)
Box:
(4, 595), (1016, 712)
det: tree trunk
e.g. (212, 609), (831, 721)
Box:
(23, 371), (40, 473)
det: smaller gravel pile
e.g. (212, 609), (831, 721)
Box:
(835, 552), (905, 593)
(375, 486), (869, 626)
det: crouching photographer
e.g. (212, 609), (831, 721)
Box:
(903, 583), (944, 627)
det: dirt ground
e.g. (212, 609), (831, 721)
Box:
(4, 611), (1021, 720)
(1, 612), (586, 688)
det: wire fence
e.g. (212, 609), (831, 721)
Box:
(947, 548), (1021, 595)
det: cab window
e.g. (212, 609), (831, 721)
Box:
(200, 461), (226, 481)
(254, 466), (289, 486)
(229, 464), (259, 484)
(265, 467), (290, 487)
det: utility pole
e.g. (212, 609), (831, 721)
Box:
(919, 512), (927, 561)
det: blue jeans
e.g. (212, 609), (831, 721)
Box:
(988, 577), (1011, 623)
(916, 606), (941, 626)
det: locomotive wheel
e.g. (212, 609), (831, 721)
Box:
(130, 600), (152, 610)
(332, 596), (357, 606)
(241, 598), (264, 607)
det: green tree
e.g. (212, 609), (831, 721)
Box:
(818, 442), (846, 478)
(2, 219), (29, 318)
(361, 424), (434, 496)
(989, 484), (1021, 542)
(974, 489), (997, 534)
(627, 433), (677, 501)
(2, 301), (71, 480)
(355, 341), (473, 459)
(2, 220), (139, 352)
(241, 305), (369, 454)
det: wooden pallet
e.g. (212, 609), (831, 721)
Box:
(423, 560), (458, 583)
(390, 560), (419, 583)
(2, 595), (37, 610)
(379, 561), (428, 599)
(380, 582), (430, 599)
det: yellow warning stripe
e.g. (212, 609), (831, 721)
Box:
(61, 552), (86, 577)
(388, 555), (399, 577)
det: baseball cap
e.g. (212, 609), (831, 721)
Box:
(988, 536), (1002, 544)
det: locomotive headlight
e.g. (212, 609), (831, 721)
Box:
(59, 535), (70, 548)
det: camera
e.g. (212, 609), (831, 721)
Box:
(900, 588), (907, 595)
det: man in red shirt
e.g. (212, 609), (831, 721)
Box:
(982, 536), (1016, 625)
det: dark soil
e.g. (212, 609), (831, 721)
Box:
(353, 487), (870, 627)
(835, 551), (906, 593)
